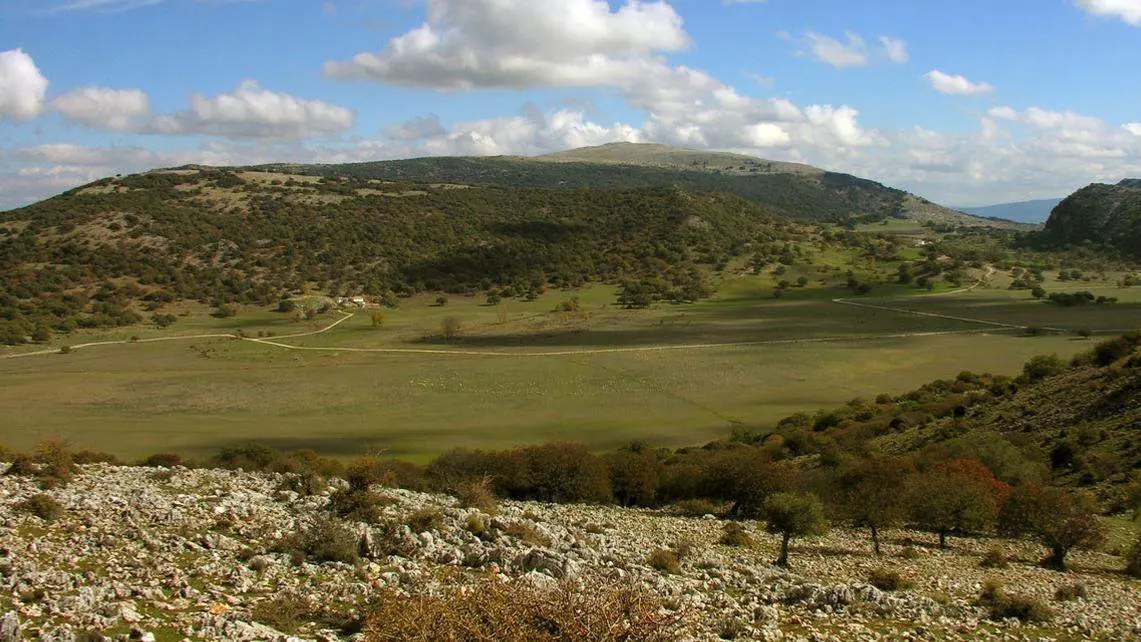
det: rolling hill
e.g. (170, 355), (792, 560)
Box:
(260, 143), (1014, 228)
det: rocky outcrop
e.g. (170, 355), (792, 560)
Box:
(1, 464), (1138, 641)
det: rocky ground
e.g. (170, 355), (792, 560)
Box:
(1, 464), (1138, 641)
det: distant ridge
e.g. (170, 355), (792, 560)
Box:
(957, 198), (1063, 224)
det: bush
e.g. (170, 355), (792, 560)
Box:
(647, 548), (680, 574)
(406, 508), (444, 533)
(15, 494), (65, 522)
(979, 580), (1053, 623)
(72, 450), (120, 465)
(345, 457), (425, 492)
(719, 522), (753, 547)
(4, 454), (38, 477)
(670, 499), (725, 518)
(1053, 583), (1088, 602)
(453, 477), (498, 514)
(214, 442), (277, 471)
(250, 594), (310, 634)
(503, 521), (552, 547)
(142, 453), (183, 468)
(464, 513), (491, 538)
(898, 546), (920, 560)
(276, 518), (360, 565)
(329, 489), (394, 523)
(362, 576), (678, 641)
(868, 568), (913, 591)
(1021, 354), (1067, 382)
(1126, 535), (1141, 578)
(980, 547), (1009, 569)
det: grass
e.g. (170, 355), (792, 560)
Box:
(0, 278), (1107, 462)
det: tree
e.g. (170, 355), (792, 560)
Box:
(764, 492), (828, 568)
(998, 484), (1106, 571)
(701, 448), (793, 518)
(441, 316), (463, 342)
(908, 459), (1009, 549)
(608, 450), (661, 507)
(435, 295), (448, 307)
(837, 456), (915, 555)
(1021, 354), (1066, 382)
(1031, 286), (1046, 299)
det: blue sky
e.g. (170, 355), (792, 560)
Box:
(1, 0), (1140, 209)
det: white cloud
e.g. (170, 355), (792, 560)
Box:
(52, 87), (151, 130)
(0, 49), (49, 120)
(802, 31), (868, 68)
(383, 114), (446, 141)
(324, 0), (689, 89)
(925, 70), (994, 95)
(151, 80), (355, 139)
(1126, 123), (1141, 135)
(1074, 0), (1141, 26)
(878, 36), (909, 63)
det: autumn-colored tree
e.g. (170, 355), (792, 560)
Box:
(700, 447), (794, 519)
(998, 484), (1106, 571)
(607, 450), (662, 507)
(764, 492), (829, 568)
(908, 459), (1010, 549)
(837, 456), (916, 555)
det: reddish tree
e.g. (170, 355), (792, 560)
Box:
(999, 483), (1106, 571)
(909, 459), (1010, 549)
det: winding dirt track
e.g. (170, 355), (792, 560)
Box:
(1, 273), (1041, 362)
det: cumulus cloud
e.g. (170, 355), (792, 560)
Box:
(52, 87), (151, 130)
(0, 49), (49, 120)
(925, 70), (995, 95)
(801, 31), (868, 68)
(878, 36), (909, 63)
(383, 114), (447, 141)
(151, 80), (355, 139)
(324, 0), (689, 89)
(1126, 123), (1141, 135)
(1074, 0), (1141, 25)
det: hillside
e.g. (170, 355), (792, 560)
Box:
(0, 168), (812, 341)
(2, 463), (1137, 641)
(1039, 179), (1141, 256)
(261, 143), (1010, 229)
(958, 198), (1062, 225)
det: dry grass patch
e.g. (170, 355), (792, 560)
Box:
(363, 576), (681, 641)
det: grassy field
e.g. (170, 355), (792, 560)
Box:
(0, 270), (1120, 463)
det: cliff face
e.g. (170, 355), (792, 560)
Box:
(1042, 179), (1141, 256)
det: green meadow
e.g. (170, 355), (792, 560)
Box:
(3, 269), (1128, 463)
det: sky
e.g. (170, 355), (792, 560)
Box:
(1, 0), (1140, 210)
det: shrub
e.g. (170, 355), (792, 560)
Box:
(142, 453), (183, 468)
(406, 508), (444, 533)
(1053, 583), (1088, 602)
(1126, 535), (1141, 578)
(345, 457), (425, 492)
(329, 489), (394, 523)
(464, 513), (491, 538)
(670, 499), (725, 518)
(72, 450), (120, 465)
(980, 547), (1009, 569)
(214, 442), (277, 471)
(250, 594), (310, 634)
(362, 576), (679, 641)
(453, 477), (498, 514)
(719, 522), (753, 547)
(34, 438), (76, 486)
(4, 454), (38, 477)
(276, 518), (360, 565)
(673, 539), (697, 560)
(898, 546), (920, 560)
(608, 450), (661, 507)
(15, 494), (65, 522)
(503, 521), (552, 547)
(647, 548), (680, 574)
(978, 580), (1053, 623)
(1021, 354), (1067, 382)
(868, 568), (913, 591)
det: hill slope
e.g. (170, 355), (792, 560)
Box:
(1040, 179), (1141, 256)
(262, 143), (1011, 228)
(958, 198), (1062, 224)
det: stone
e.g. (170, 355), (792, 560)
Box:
(0, 612), (21, 642)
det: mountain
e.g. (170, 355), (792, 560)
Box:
(0, 169), (812, 342)
(1039, 179), (1141, 256)
(263, 143), (1015, 229)
(957, 198), (1062, 224)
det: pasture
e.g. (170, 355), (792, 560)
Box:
(1, 273), (1133, 462)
